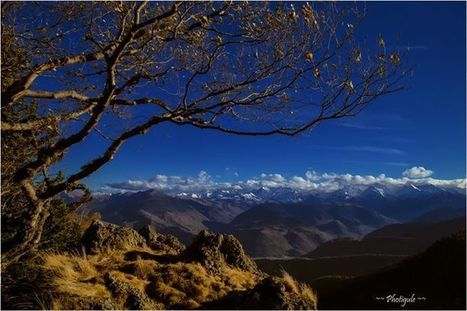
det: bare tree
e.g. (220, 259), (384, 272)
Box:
(1, 1), (407, 265)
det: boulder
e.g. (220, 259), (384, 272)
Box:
(138, 225), (186, 254)
(182, 230), (258, 273)
(104, 273), (163, 310)
(202, 276), (317, 310)
(81, 220), (147, 254)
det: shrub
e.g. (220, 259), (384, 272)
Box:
(40, 199), (101, 252)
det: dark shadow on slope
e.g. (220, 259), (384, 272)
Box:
(316, 230), (466, 310)
(124, 250), (178, 263)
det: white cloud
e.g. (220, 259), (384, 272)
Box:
(106, 170), (225, 194)
(305, 170), (321, 181)
(101, 167), (464, 195)
(403, 166), (433, 179)
(197, 170), (211, 184)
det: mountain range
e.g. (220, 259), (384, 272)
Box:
(256, 217), (466, 282)
(85, 182), (465, 257)
(305, 217), (466, 258)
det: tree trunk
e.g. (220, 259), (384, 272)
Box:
(1, 200), (49, 270)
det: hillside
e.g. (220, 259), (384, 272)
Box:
(220, 201), (395, 257)
(257, 230), (467, 309)
(1, 221), (317, 310)
(306, 217), (466, 258)
(256, 217), (466, 296)
(410, 207), (465, 223)
(317, 230), (466, 309)
(256, 255), (405, 283)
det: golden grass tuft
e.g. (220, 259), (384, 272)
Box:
(281, 270), (300, 293)
(149, 262), (258, 308)
(133, 258), (160, 280)
(40, 246), (261, 310)
(41, 253), (110, 299)
(112, 270), (150, 292)
(222, 266), (258, 290)
(281, 270), (317, 306)
(299, 282), (318, 305)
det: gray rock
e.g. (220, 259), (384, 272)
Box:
(182, 230), (258, 273)
(81, 220), (147, 254)
(138, 225), (185, 254)
(105, 273), (163, 310)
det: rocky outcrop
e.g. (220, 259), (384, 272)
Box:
(182, 230), (258, 273)
(41, 222), (316, 310)
(138, 225), (185, 254)
(81, 220), (147, 254)
(202, 276), (317, 310)
(105, 273), (163, 310)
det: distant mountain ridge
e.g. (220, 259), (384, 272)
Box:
(306, 217), (466, 258)
(410, 207), (465, 223)
(169, 181), (464, 204)
(171, 182), (466, 224)
(223, 202), (396, 257)
(86, 189), (249, 244)
(86, 183), (465, 257)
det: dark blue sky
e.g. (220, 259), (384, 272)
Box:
(57, 2), (466, 189)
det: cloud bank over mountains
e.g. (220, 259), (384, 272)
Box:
(99, 166), (466, 195)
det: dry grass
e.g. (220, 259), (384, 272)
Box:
(41, 248), (156, 308)
(112, 270), (150, 292)
(149, 262), (258, 308)
(40, 246), (260, 310)
(282, 270), (300, 293)
(299, 283), (318, 305)
(222, 265), (258, 290)
(41, 253), (110, 299)
(132, 258), (160, 280)
(281, 271), (318, 306)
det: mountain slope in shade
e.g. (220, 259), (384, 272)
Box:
(230, 202), (394, 233)
(317, 230), (466, 309)
(354, 185), (465, 221)
(256, 255), (406, 284)
(86, 189), (247, 238)
(410, 207), (465, 223)
(232, 226), (331, 258)
(316, 220), (350, 236)
(306, 217), (466, 258)
(223, 204), (332, 257)
(375, 196), (465, 221)
(223, 202), (395, 257)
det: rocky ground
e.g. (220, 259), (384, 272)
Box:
(36, 220), (317, 310)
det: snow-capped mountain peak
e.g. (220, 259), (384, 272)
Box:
(374, 187), (385, 197)
(170, 181), (463, 205)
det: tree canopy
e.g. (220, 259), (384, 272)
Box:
(1, 1), (407, 264)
